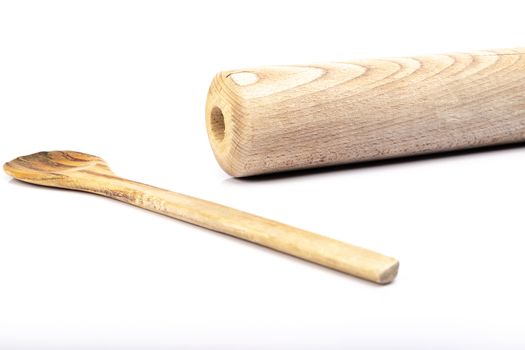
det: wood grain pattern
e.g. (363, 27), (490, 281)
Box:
(4, 151), (399, 284)
(206, 48), (525, 176)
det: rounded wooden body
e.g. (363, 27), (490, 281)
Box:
(205, 48), (525, 177)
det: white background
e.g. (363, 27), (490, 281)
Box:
(1, 1), (524, 349)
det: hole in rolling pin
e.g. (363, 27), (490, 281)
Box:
(210, 106), (225, 142)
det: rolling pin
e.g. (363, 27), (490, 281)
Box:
(205, 48), (525, 176)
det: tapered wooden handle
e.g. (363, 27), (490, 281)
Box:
(93, 175), (398, 284)
(206, 48), (525, 176)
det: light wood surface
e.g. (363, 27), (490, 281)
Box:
(206, 48), (525, 176)
(4, 151), (399, 284)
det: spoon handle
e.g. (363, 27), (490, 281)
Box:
(86, 173), (398, 284)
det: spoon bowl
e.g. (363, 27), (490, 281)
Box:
(4, 151), (114, 187)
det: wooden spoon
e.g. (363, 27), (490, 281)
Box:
(4, 151), (399, 284)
